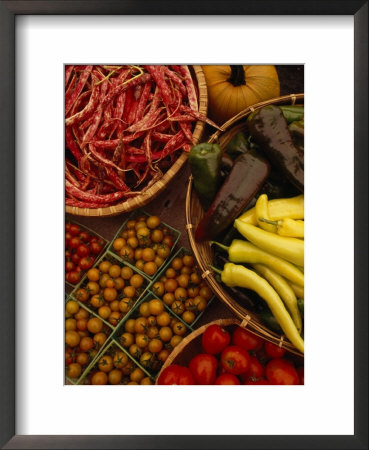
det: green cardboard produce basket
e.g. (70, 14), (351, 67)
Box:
(77, 339), (154, 385)
(150, 246), (215, 327)
(111, 291), (193, 379)
(65, 298), (114, 385)
(107, 209), (181, 280)
(69, 251), (151, 330)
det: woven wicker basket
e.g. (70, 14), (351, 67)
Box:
(66, 65), (208, 217)
(156, 318), (304, 383)
(185, 94), (304, 352)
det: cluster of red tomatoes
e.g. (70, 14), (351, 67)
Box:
(157, 324), (304, 385)
(65, 222), (106, 284)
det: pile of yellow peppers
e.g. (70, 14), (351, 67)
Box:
(213, 194), (305, 354)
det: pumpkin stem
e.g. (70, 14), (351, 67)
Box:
(228, 65), (246, 87)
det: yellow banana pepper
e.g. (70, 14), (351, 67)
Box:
(234, 220), (304, 267)
(252, 263), (302, 334)
(211, 239), (304, 287)
(214, 262), (304, 354)
(239, 194), (304, 225)
(288, 281), (304, 299)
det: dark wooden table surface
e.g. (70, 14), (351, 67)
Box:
(66, 65), (304, 326)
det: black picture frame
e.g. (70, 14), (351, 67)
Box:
(0, 1), (367, 449)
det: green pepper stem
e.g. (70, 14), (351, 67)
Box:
(259, 217), (278, 226)
(210, 241), (230, 252)
(209, 265), (222, 275)
(227, 65), (246, 87)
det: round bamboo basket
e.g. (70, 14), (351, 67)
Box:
(185, 93), (304, 352)
(156, 318), (304, 383)
(66, 65), (208, 217)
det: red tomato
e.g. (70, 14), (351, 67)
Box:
(65, 347), (75, 365)
(90, 241), (104, 255)
(201, 324), (231, 355)
(245, 378), (270, 385)
(79, 231), (91, 243)
(77, 244), (90, 258)
(66, 270), (82, 285)
(221, 346), (251, 375)
(215, 373), (240, 385)
(189, 354), (218, 385)
(65, 231), (73, 242)
(265, 358), (299, 385)
(65, 272), (73, 283)
(240, 355), (265, 382)
(65, 223), (71, 232)
(65, 250), (72, 259)
(157, 365), (194, 385)
(69, 224), (81, 236)
(65, 261), (75, 273)
(232, 326), (263, 351)
(69, 237), (82, 250)
(264, 341), (286, 358)
(79, 256), (94, 271)
(71, 253), (81, 265)
(297, 366), (304, 385)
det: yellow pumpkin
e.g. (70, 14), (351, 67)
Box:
(202, 65), (280, 125)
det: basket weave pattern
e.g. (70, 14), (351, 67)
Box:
(185, 94), (304, 354)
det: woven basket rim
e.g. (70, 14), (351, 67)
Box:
(185, 93), (304, 353)
(66, 65), (208, 217)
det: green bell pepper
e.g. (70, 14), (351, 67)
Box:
(188, 143), (222, 211)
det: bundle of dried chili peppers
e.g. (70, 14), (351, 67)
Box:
(65, 65), (219, 208)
